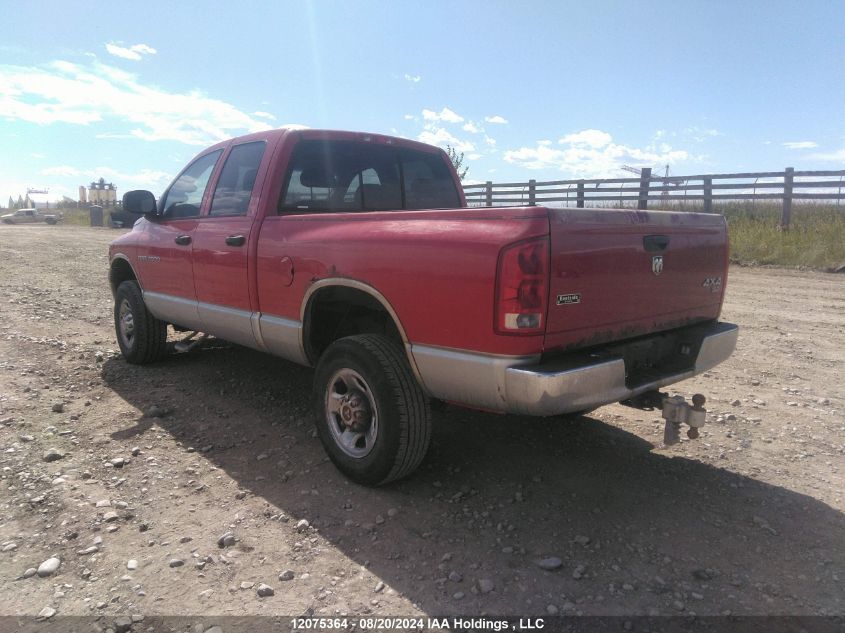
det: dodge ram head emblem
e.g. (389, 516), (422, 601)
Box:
(652, 255), (664, 276)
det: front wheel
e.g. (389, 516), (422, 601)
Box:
(313, 334), (431, 486)
(114, 281), (168, 364)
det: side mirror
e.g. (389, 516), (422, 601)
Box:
(122, 190), (157, 216)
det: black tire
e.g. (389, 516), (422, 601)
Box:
(45, 218), (57, 225)
(114, 280), (168, 364)
(313, 334), (431, 486)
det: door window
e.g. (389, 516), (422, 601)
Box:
(161, 150), (222, 219)
(209, 141), (267, 216)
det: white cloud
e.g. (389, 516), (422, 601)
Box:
(252, 111), (276, 120)
(0, 59), (272, 145)
(505, 129), (691, 178)
(484, 115), (508, 124)
(808, 148), (845, 163)
(782, 141), (818, 150)
(403, 114), (415, 120)
(404, 73), (421, 83)
(105, 42), (157, 61)
(422, 107), (464, 124)
(684, 126), (722, 142)
(41, 165), (81, 177)
(95, 166), (173, 190)
(132, 44), (156, 55)
(415, 109), (475, 153)
(417, 127), (475, 153)
(95, 132), (135, 139)
(559, 129), (612, 148)
(462, 121), (480, 133)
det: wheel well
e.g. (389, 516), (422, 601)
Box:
(304, 286), (404, 364)
(109, 258), (137, 297)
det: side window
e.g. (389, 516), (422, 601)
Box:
(161, 150), (222, 219)
(209, 141), (266, 217)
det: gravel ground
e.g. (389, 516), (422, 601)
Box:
(0, 224), (843, 621)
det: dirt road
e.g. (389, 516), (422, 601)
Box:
(0, 225), (843, 623)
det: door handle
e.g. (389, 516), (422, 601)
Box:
(174, 235), (192, 245)
(225, 234), (246, 247)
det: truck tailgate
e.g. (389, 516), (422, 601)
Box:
(544, 208), (728, 352)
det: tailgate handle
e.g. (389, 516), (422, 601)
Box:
(643, 234), (670, 252)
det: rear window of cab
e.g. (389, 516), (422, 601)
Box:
(279, 140), (460, 213)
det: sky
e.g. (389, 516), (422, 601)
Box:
(1, 0), (844, 205)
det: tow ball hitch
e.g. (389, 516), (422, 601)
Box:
(622, 391), (707, 446)
(661, 393), (707, 445)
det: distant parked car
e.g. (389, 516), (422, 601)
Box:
(1, 208), (61, 225)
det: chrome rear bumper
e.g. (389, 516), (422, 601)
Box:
(410, 322), (738, 416)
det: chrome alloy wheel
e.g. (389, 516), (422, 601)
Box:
(118, 299), (135, 349)
(325, 368), (379, 458)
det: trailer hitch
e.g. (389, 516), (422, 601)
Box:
(622, 391), (707, 446)
(661, 393), (707, 445)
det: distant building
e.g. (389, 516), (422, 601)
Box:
(78, 186), (87, 204)
(83, 178), (117, 206)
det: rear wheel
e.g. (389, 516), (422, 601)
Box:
(114, 281), (168, 364)
(313, 334), (431, 485)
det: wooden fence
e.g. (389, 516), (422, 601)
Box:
(462, 167), (845, 226)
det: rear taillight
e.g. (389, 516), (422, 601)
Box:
(495, 236), (549, 335)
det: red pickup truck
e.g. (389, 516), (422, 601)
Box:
(109, 128), (738, 485)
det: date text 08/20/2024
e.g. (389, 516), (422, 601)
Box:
(290, 617), (546, 630)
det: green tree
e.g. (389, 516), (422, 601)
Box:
(7, 196), (12, 210)
(16, 195), (23, 209)
(446, 145), (469, 181)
